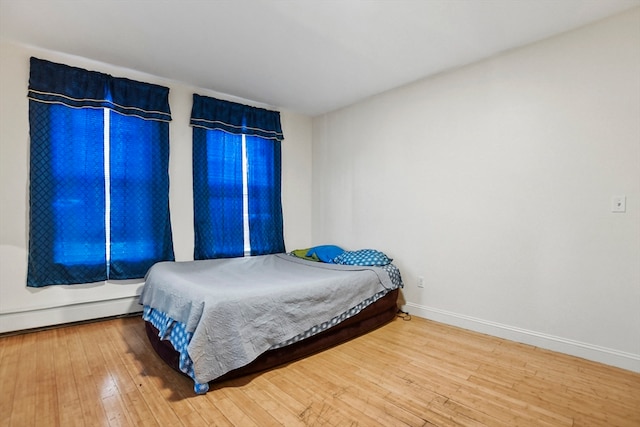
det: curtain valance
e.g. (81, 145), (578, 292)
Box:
(190, 94), (283, 141)
(28, 57), (172, 122)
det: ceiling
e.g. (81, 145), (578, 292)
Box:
(1, 0), (638, 116)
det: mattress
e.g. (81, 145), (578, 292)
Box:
(140, 253), (403, 393)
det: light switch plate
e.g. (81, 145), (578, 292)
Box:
(611, 195), (626, 213)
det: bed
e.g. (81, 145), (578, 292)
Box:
(140, 250), (403, 394)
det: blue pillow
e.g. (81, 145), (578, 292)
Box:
(333, 249), (393, 266)
(306, 245), (345, 263)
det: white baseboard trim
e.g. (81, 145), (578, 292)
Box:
(403, 302), (640, 374)
(0, 296), (143, 334)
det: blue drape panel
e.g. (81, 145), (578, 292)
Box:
(108, 113), (174, 279)
(190, 94), (285, 259)
(28, 103), (107, 286)
(27, 57), (174, 287)
(193, 129), (245, 259)
(246, 135), (285, 255)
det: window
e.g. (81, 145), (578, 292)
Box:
(190, 94), (285, 259)
(27, 57), (174, 287)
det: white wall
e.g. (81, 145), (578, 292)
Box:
(0, 41), (313, 332)
(312, 9), (640, 372)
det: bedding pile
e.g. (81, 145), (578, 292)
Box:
(140, 252), (402, 393)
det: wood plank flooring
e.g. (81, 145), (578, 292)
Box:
(1, 315), (639, 426)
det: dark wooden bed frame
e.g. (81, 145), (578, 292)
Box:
(145, 288), (399, 385)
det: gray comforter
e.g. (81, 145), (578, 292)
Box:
(139, 254), (393, 384)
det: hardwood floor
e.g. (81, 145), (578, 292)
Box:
(1, 315), (639, 426)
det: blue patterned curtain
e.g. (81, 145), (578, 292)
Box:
(28, 102), (108, 285)
(108, 113), (174, 279)
(27, 57), (174, 287)
(192, 129), (244, 259)
(246, 135), (285, 255)
(190, 94), (285, 259)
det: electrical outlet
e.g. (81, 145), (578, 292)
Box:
(417, 276), (424, 288)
